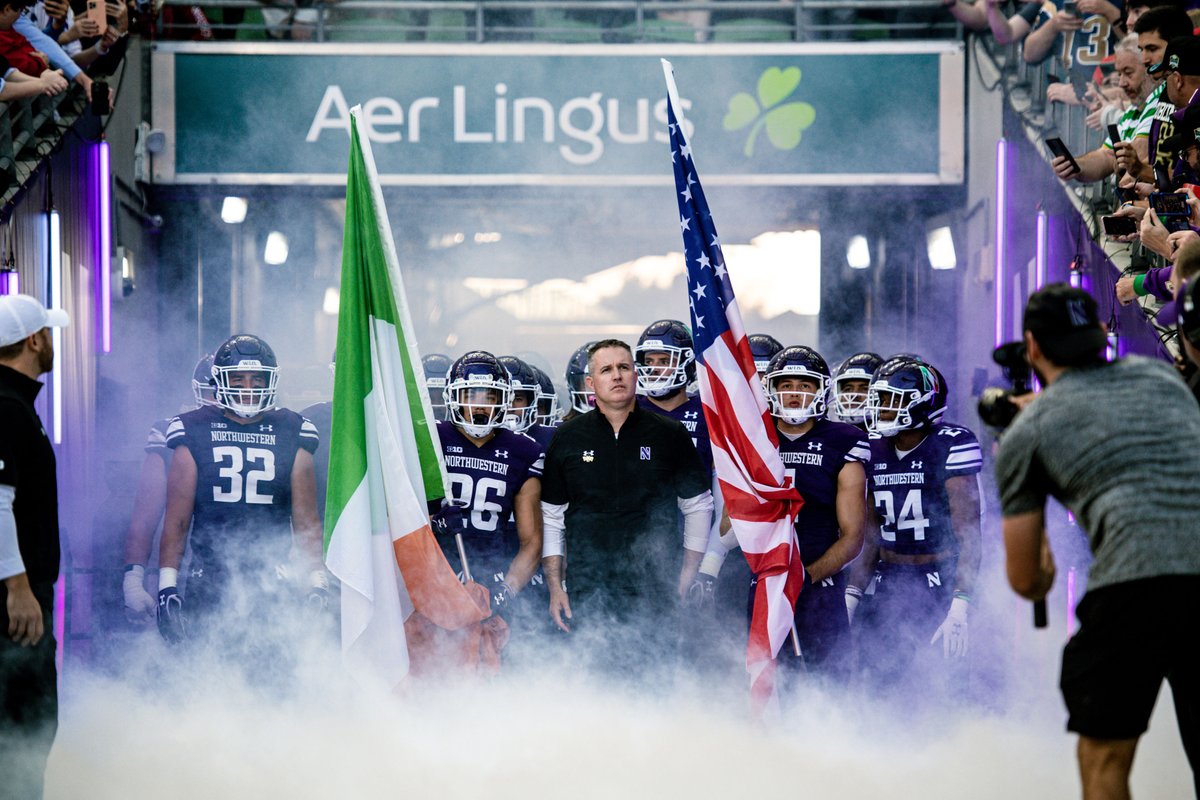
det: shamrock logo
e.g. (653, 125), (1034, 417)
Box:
(723, 67), (817, 158)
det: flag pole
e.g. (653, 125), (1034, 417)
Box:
(663, 57), (804, 665)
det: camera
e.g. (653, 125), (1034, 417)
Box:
(977, 341), (1032, 429)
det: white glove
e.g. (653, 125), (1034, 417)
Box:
(930, 596), (969, 658)
(845, 585), (863, 624)
(122, 565), (157, 624)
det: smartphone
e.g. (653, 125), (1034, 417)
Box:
(1101, 215), (1138, 236)
(1063, 0), (1078, 15)
(1149, 192), (1192, 233)
(1046, 137), (1081, 175)
(86, 0), (108, 35)
(91, 80), (111, 116)
(1107, 123), (1123, 146)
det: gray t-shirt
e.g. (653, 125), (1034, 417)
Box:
(995, 356), (1200, 593)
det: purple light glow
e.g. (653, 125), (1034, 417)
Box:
(0, 271), (16, 295)
(96, 141), (111, 352)
(1035, 210), (1047, 289)
(994, 138), (1008, 347)
(1067, 567), (1078, 636)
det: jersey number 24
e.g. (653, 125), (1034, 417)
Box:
(874, 488), (930, 542)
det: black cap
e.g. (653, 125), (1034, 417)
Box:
(1023, 283), (1107, 362)
(1149, 36), (1200, 77)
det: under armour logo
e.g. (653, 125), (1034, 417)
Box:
(640, 447), (652, 460)
(495, 450), (508, 459)
(260, 424), (273, 432)
(911, 460), (923, 470)
(582, 450), (594, 462)
(189, 567), (205, 580)
(808, 442), (823, 451)
(684, 411), (699, 419)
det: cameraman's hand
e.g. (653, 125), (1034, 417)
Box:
(1009, 392), (1039, 411)
(1115, 274), (1138, 305)
(1051, 155), (1080, 181)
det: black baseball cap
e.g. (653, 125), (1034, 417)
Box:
(1175, 277), (1200, 345)
(1161, 101), (1200, 153)
(1149, 36), (1200, 77)
(1023, 283), (1108, 362)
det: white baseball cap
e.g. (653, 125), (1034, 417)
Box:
(0, 294), (70, 348)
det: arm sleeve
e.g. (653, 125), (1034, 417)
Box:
(678, 491), (714, 552)
(994, 419), (1050, 516)
(0, 485), (25, 581)
(1140, 266), (1175, 302)
(541, 501), (566, 558)
(298, 418), (320, 454)
(164, 416), (186, 449)
(13, 16), (83, 79)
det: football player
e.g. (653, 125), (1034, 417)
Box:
(436, 351), (544, 622)
(562, 341), (597, 422)
(531, 364), (561, 429)
(422, 353), (452, 422)
(830, 351), (883, 431)
(155, 335), (324, 643)
(755, 345), (869, 683)
(748, 333), (784, 379)
(634, 320), (713, 475)
(848, 355), (982, 700)
(121, 354), (217, 624)
(498, 355), (554, 450)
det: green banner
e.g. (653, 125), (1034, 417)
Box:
(152, 43), (963, 185)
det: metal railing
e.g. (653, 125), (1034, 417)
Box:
(152, 0), (962, 43)
(1, 89), (90, 219)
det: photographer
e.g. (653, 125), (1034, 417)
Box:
(994, 283), (1200, 799)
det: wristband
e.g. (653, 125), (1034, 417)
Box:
(952, 589), (971, 603)
(159, 566), (178, 591)
(846, 585), (864, 600)
(1133, 273), (1147, 296)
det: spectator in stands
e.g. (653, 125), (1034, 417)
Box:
(1112, 7), (1196, 187)
(947, 0), (1041, 45)
(1, 0), (101, 102)
(1050, 36), (1156, 183)
(1023, 0), (1124, 82)
(32, 0), (126, 69)
(0, 53), (67, 100)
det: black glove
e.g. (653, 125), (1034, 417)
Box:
(430, 502), (468, 537)
(682, 575), (717, 613)
(156, 587), (187, 644)
(489, 579), (515, 618)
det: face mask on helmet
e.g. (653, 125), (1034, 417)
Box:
(833, 372), (874, 423)
(634, 343), (694, 397)
(566, 344), (596, 413)
(192, 354), (218, 407)
(503, 387), (538, 433)
(866, 382), (932, 437)
(446, 359), (512, 438)
(533, 369), (560, 426)
(213, 364), (278, 418)
(767, 370), (827, 424)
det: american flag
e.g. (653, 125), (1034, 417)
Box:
(661, 61), (806, 712)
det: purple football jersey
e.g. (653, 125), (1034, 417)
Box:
(867, 423), (982, 556)
(777, 418), (871, 563)
(437, 421), (544, 575)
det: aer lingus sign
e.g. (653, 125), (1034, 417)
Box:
(150, 41), (964, 186)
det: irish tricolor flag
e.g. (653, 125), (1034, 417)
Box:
(325, 107), (489, 691)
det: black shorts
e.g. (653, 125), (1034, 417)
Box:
(1061, 575), (1200, 758)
